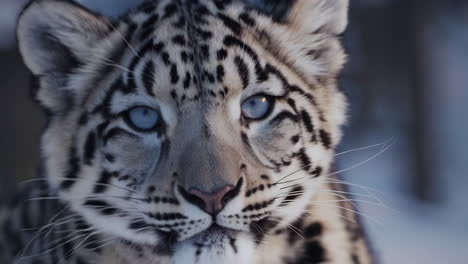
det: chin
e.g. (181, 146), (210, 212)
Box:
(173, 226), (256, 264)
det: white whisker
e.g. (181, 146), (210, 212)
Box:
(334, 137), (394, 157)
(104, 19), (140, 57)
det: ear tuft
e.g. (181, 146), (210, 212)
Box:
(287, 0), (349, 35)
(17, 0), (111, 111)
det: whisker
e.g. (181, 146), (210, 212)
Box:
(321, 179), (387, 208)
(273, 163), (313, 185)
(72, 238), (116, 262)
(307, 204), (382, 226)
(322, 178), (386, 198)
(86, 54), (133, 73)
(277, 140), (395, 190)
(327, 140), (395, 179)
(17, 233), (88, 260)
(274, 138), (396, 185)
(20, 204), (71, 232)
(104, 18), (140, 57)
(69, 230), (103, 255)
(17, 212), (79, 258)
(249, 222), (265, 237)
(318, 189), (381, 201)
(58, 237), (115, 264)
(303, 211), (357, 224)
(334, 137), (394, 157)
(64, 176), (137, 194)
(41, 215), (83, 241)
(268, 217), (304, 240)
(275, 187), (386, 213)
(20, 176), (138, 195)
(17, 178), (48, 185)
(26, 195), (145, 203)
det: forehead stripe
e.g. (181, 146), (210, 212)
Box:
(234, 56), (250, 89)
(142, 60), (156, 96)
(223, 35), (264, 81)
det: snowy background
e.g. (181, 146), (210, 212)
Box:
(0, 0), (467, 263)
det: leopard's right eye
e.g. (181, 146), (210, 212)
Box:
(124, 106), (160, 132)
(241, 94), (275, 120)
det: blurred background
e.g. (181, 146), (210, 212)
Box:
(0, 0), (467, 263)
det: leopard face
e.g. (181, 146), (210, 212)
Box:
(17, 0), (348, 262)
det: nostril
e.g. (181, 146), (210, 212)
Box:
(178, 186), (206, 211)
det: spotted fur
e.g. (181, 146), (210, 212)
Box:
(1, 0), (374, 263)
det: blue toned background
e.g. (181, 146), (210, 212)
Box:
(0, 0), (467, 263)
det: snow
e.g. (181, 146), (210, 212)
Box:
(362, 198), (468, 263)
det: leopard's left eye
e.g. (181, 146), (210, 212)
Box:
(124, 106), (160, 132)
(241, 94), (275, 120)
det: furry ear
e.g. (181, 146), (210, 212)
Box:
(286, 0), (348, 35)
(243, 0), (348, 34)
(254, 0), (349, 83)
(17, 0), (110, 112)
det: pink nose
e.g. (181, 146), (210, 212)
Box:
(188, 186), (234, 215)
(178, 178), (244, 215)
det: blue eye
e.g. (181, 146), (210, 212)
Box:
(125, 106), (160, 131)
(241, 94), (274, 120)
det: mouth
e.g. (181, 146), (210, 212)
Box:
(191, 224), (239, 244)
(154, 223), (239, 252)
